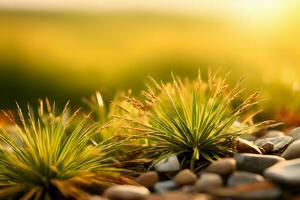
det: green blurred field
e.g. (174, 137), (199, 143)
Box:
(0, 7), (300, 122)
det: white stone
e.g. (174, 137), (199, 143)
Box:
(104, 185), (150, 200)
(155, 155), (180, 172)
(154, 180), (178, 193)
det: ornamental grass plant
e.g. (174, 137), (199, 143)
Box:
(0, 99), (134, 200)
(120, 72), (279, 170)
(83, 91), (152, 170)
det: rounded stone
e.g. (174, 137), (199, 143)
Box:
(173, 169), (197, 185)
(205, 158), (236, 175)
(104, 185), (150, 200)
(227, 171), (265, 187)
(161, 192), (191, 200)
(261, 142), (274, 154)
(260, 130), (285, 139)
(282, 140), (300, 160)
(136, 171), (159, 189)
(88, 196), (108, 200)
(155, 155), (180, 172)
(192, 194), (213, 200)
(145, 195), (163, 200)
(235, 153), (284, 174)
(255, 136), (293, 152)
(154, 180), (179, 193)
(158, 192), (212, 200)
(264, 158), (300, 185)
(236, 138), (262, 154)
(212, 181), (281, 200)
(288, 127), (300, 141)
(181, 185), (195, 193)
(194, 173), (223, 193)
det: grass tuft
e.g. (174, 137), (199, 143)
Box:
(121, 72), (280, 170)
(0, 99), (134, 200)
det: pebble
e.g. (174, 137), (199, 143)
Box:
(260, 130), (285, 139)
(181, 185), (195, 193)
(149, 192), (213, 200)
(154, 180), (179, 193)
(104, 185), (150, 200)
(136, 171), (159, 189)
(161, 192), (191, 200)
(236, 138), (262, 154)
(282, 140), (300, 159)
(88, 196), (107, 200)
(235, 153), (284, 174)
(194, 173), (223, 193)
(192, 194), (213, 200)
(227, 171), (265, 187)
(173, 169), (197, 185)
(261, 142), (274, 154)
(145, 195), (163, 200)
(155, 156), (180, 172)
(205, 158), (236, 175)
(264, 158), (300, 185)
(288, 127), (300, 141)
(255, 136), (293, 152)
(213, 181), (281, 200)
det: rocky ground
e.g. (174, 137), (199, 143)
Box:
(90, 127), (300, 200)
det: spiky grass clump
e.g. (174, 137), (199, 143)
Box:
(0, 100), (133, 200)
(84, 91), (152, 169)
(122, 73), (278, 170)
(83, 91), (140, 139)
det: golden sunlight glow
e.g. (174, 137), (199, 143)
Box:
(231, 0), (285, 26)
(235, 0), (282, 14)
(293, 80), (300, 92)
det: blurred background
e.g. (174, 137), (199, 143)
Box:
(0, 0), (300, 126)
